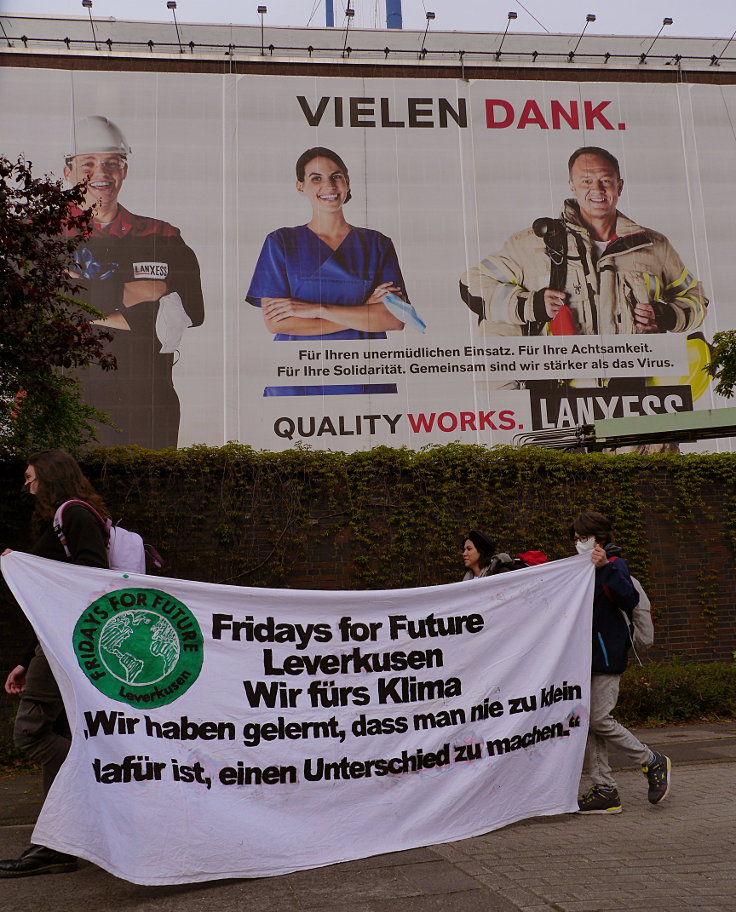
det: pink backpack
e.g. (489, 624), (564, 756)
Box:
(53, 500), (162, 573)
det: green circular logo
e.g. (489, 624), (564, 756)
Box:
(73, 588), (203, 708)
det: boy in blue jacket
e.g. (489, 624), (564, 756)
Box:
(572, 511), (671, 814)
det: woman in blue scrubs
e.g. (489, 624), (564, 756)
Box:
(246, 147), (408, 396)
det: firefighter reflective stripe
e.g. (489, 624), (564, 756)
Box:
(643, 273), (663, 301)
(680, 294), (707, 326)
(480, 256), (516, 283)
(490, 280), (522, 323)
(666, 268), (707, 325)
(644, 269), (706, 329)
(667, 267), (698, 296)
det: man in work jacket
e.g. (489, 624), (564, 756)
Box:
(64, 116), (205, 449)
(459, 146), (707, 340)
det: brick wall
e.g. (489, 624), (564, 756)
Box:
(1, 448), (733, 733)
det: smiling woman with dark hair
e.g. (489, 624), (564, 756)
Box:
(246, 146), (410, 396)
(461, 530), (547, 579)
(461, 531), (496, 579)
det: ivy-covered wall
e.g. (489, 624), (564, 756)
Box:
(1, 444), (735, 687)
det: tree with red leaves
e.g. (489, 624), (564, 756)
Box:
(0, 155), (116, 456)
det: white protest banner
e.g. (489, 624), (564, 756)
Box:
(1, 551), (594, 886)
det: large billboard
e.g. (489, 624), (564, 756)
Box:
(3, 67), (731, 450)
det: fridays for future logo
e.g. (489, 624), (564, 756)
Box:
(73, 588), (203, 708)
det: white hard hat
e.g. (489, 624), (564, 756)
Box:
(66, 116), (131, 161)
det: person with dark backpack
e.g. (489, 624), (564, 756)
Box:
(571, 511), (670, 815)
(1, 450), (109, 877)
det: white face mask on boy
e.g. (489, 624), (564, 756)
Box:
(575, 537), (596, 555)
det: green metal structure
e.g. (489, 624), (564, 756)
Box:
(514, 407), (736, 451)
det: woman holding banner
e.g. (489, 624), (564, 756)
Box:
(571, 511), (670, 815)
(1, 450), (109, 878)
(246, 146), (417, 396)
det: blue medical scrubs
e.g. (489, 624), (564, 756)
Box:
(247, 224), (407, 396)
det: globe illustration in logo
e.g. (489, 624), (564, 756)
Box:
(98, 609), (180, 685)
(74, 588), (203, 707)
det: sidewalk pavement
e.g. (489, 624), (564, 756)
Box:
(1, 722), (735, 912)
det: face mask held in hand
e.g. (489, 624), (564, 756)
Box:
(575, 537), (596, 555)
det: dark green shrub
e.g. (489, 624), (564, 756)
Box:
(617, 661), (736, 726)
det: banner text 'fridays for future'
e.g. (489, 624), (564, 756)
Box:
(2, 551), (594, 885)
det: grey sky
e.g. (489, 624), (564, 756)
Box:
(1, 0), (734, 39)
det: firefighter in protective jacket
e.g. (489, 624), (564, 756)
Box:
(460, 147), (707, 339)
